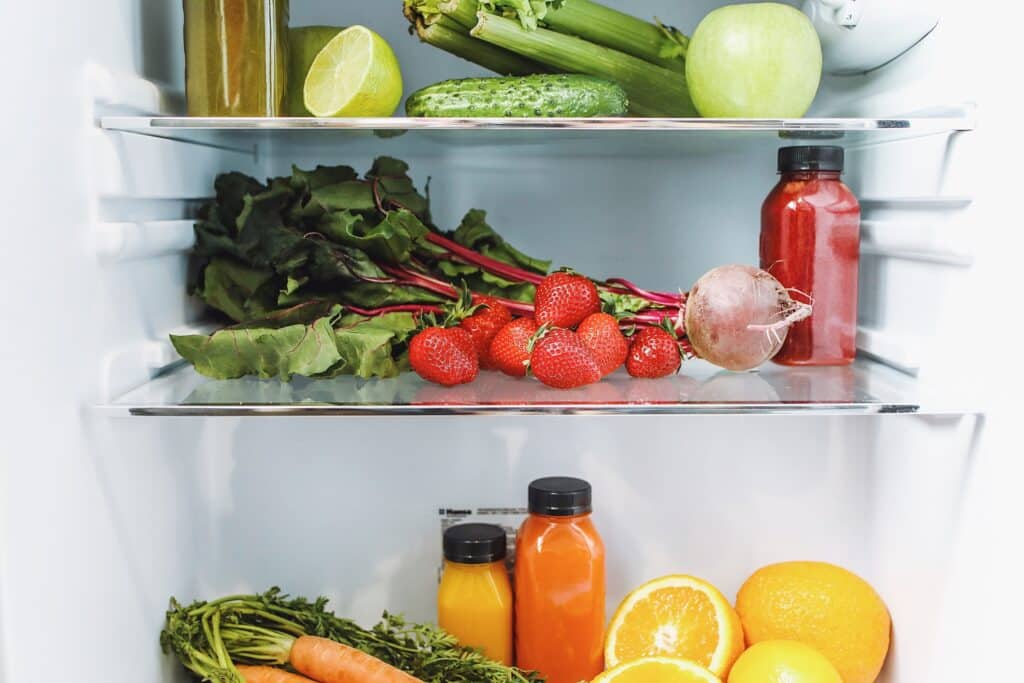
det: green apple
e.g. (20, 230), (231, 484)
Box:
(685, 3), (822, 118)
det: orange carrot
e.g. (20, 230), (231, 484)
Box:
(289, 635), (425, 683)
(236, 665), (317, 683)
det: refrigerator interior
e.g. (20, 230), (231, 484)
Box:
(2, 2), (1020, 683)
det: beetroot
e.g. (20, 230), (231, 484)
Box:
(684, 265), (811, 371)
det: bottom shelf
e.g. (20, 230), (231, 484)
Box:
(107, 358), (922, 416)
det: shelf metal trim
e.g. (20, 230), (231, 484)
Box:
(122, 403), (918, 417)
(100, 116), (976, 134)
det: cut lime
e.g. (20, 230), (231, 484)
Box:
(303, 25), (403, 118)
(287, 26), (345, 116)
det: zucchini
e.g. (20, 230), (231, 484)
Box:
(405, 74), (629, 118)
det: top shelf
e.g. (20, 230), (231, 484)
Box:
(102, 115), (974, 134)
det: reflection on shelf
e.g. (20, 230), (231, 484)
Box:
(107, 358), (923, 416)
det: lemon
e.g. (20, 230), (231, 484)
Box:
(728, 641), (842, 683)
(303, 25), (403, 118)
(594, 657), (722, 683)
(736, 562), (891, 683)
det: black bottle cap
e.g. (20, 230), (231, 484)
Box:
(443, 524), (507, 564)
(528, 477), (593, 516)
(778, 146), (845, 172)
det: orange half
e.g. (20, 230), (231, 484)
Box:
(605, 575), (744, 678)
(593, 657), (721, 683)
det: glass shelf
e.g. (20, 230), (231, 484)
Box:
(105, 358), (924, 417)
(102, 115), (973, 134)
(99, 115), (974, 155)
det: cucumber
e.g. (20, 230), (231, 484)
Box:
(405, 74), (629, 118)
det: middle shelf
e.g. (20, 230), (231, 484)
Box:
(107, 358), (922, 417)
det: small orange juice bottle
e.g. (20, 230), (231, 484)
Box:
(438, 524), (514, 665)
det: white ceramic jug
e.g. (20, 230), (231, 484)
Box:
(803, 0), (940, 74)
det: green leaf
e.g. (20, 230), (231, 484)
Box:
(214, 172), (267, 230)
(368, 156), (411, 178)
(197, 258), (280, 322)
(481, 0), (563, 30)
(275, 282), (446, 310)
(337, 283), (448, 308)
(233, 181), (303, 269)
(319, 209), (429, 264)
(328, 312), (419, 379)
(367, 157), (431, 218)
(656, 19), (689, 59)
(600, 290), (660, 317)
(403, 0), (446, 23)
(312, 181), (378, 213)
(451, 209), (550, 275)
(171, 303), (345, 380)
(291, 164), (359, 192)
(478, 270), (537, 302)
(436, 262), (536, 302)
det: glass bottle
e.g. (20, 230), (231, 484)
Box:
(516, 477), (605, 683)
(761, 146), (862, 366)
(183, 0), (289, 116)
(438, 524), (514, 665)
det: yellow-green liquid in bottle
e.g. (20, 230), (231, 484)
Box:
(183, 0), (289, 116)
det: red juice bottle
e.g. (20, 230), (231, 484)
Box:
(761, 146), (861, 366)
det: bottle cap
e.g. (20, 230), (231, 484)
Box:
(528, 477), (593, 516)
(778, 146), (845, 172)
(443, 523), (507, 564)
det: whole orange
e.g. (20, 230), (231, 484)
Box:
(735, 561), (891, 683)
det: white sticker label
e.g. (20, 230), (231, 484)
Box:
(438, 506), (528, 583)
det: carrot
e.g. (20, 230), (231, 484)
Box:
(289, 635), (425, 683)
(236, 665), (317, 683)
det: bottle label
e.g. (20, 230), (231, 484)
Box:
(437, 505), (528, 582)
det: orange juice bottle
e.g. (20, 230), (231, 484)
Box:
(438, 524), (513, 665)
(516, 477), (606, 683)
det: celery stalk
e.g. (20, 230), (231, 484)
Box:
(403, 0), (446, 25)
(440, 0), (481, 30)
(415, 17), (548, 76)
(540, 0), (687, 73)
(471, 12), (697, 117)
(405, 1), (548, 76)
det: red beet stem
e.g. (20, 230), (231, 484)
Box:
(425, 232), (545, 286)
(381, 263), (536, 317)
(424, 233), (687, 314)
(345, 304), (444, 317)
(605, 278), (683, 306)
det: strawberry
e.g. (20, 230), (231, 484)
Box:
(459, 296), (512, 368)
(626, 327), (682, 379)
(530, 328), (602, 389)
(489, 318), (539, 377)
(577, 312), (629, 377)
(534, 272), (601, 329)
(409, 327), (479, 387)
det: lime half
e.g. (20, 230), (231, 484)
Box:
(303, 25), (403, 118)
(287, 26), (345, 116)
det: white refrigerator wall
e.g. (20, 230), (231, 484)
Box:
(1, 3), (1018, 683)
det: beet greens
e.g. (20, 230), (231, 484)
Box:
(175, 157), (684, 381)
